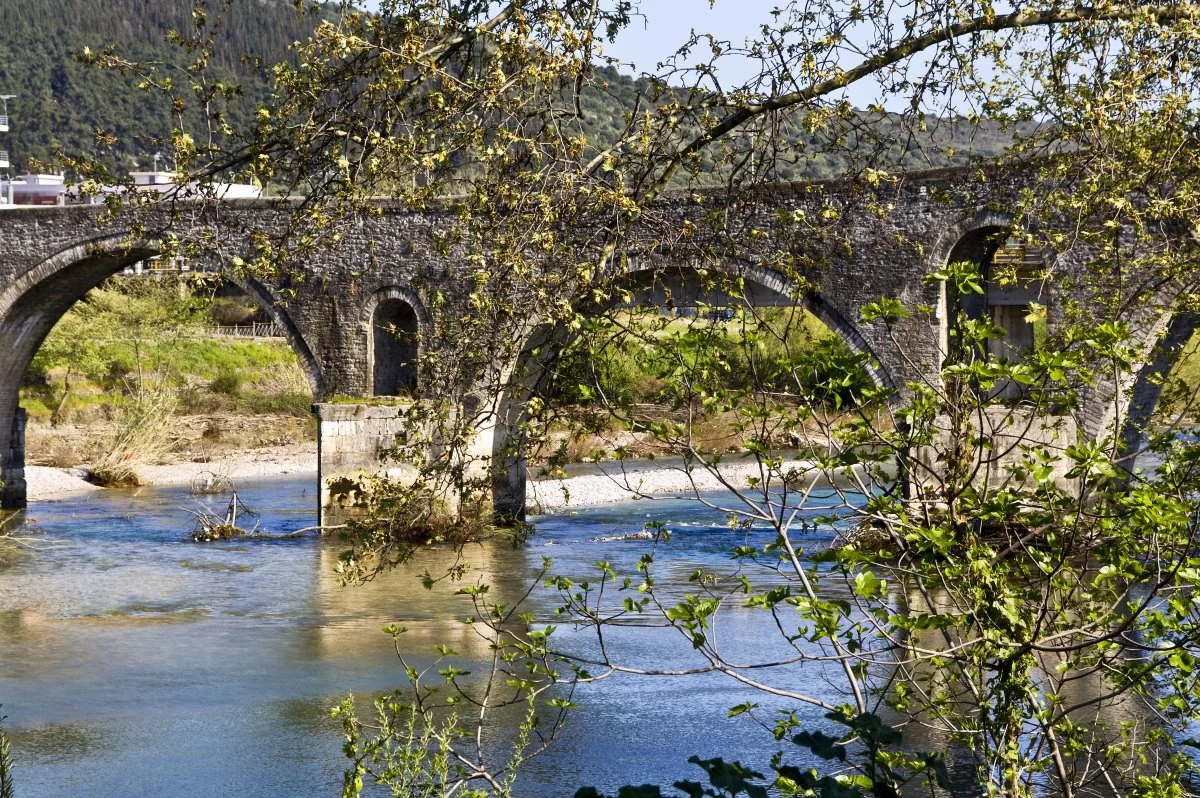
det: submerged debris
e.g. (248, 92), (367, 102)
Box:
(189, 492), (260, 542)
(589, 530), (659, 543)
(830, 520), (902, 555)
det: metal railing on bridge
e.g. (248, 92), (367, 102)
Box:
(0, 150), (8, 168)
(0, 116), (8, 132)
(121, 256), (218, 275)
(206, 323), (284, 338)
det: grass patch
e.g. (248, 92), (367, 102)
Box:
(1160, 330), (1200, 422)
(0, 539), (28, 569)
(152, 338), (301, 380)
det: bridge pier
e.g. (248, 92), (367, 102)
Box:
(314, 400), (529, 526)
(1, 408), (25, 510)
(911, 408), (1080, 496)
(315, 402), (417, 522)
(491, 454), (527, 524)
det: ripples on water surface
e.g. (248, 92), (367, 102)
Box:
(0, 476), (865, 797)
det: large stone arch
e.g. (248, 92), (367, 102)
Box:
(619, 258), (897, 389)
(484, 260), (897, 521)
(1112, 310), (1198, 466)
(0, 234), (325, 508)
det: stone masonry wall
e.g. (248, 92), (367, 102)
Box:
(314, 402), (415, 518)
(1, 409), (24, 510)
(0, 165), (1164, 514)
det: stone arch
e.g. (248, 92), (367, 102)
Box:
(486, 261), (897, 521)
(1113, 310), (1198, 463)
(930, 212), (1051, 373)
(926, 211), (1016, 274)
(0, 234), (325, 508)
(364, 287), (426, 397)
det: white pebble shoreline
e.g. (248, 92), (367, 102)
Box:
(528, 459), (834, 511)
(22, 449), (847, 511)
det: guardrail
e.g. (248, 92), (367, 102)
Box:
(207, 323), (283, 338)
(121, 258), (217, 275)
(0, 115), (8, 131)
(0, 150), (8, 167)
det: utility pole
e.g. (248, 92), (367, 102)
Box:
(0, 95), (13, 207)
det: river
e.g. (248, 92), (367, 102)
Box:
(0, 475), (872, 797)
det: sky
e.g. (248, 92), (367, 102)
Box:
(360, 1), (808, 85)
(358, 0), (974, 111)
(598, 1), (892, 107)
(596, 1), (778, 81)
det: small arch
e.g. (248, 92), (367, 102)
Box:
(933, 214), (1051, 397)
(365, 287), (426, 397)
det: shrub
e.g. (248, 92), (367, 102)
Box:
(91, 390), (179, 487)
(209, 370), (242, 396)
(209, 297), (259, 326)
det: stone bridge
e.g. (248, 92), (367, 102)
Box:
(0, 167), (1183, 517)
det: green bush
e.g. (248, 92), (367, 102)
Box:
(210, 297), (259, 325)
(209, 370), (243, 396)
(550, 308), (873, 411)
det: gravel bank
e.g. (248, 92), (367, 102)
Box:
(24, 444), (318, 502)
(528, 458), (840, 511)
(134, 445), (317, 486)
(25, 446), (845, 511)
(25, 466), (104, 501)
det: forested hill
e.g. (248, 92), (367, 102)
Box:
(0, 0), (317, 170)
(0, 0), (1016, 180)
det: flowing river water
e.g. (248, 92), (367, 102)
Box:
(5, 470), (1175, 796)
(0, 475), (878, 797)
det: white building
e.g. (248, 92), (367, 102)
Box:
(0, 173), (69, 206)
(128, 171), (263, 200)
(0, 170), (262, 208)
(0, 106), (8, 169)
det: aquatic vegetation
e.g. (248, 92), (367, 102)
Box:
(0, 710), (12, 798)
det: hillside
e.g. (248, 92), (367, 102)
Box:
(0, 1), (1017, 180)
(0, 0), (318, 170)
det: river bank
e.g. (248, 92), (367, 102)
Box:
(24, 442), (317, 502)
(23, 445), (839, 509)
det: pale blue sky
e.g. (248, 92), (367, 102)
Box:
(359, 1), (801, 85)
(596, 1), (776, 80)
(598, 1), (891, 107)
(358, 1), (990, 111)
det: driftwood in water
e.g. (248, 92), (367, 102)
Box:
(189, 492), (259, 542)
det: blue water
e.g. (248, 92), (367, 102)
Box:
(0, 476), (872, 797)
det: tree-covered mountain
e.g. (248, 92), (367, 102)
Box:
(0, 0), (319, 171)
(0, 0), (1018, 180)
